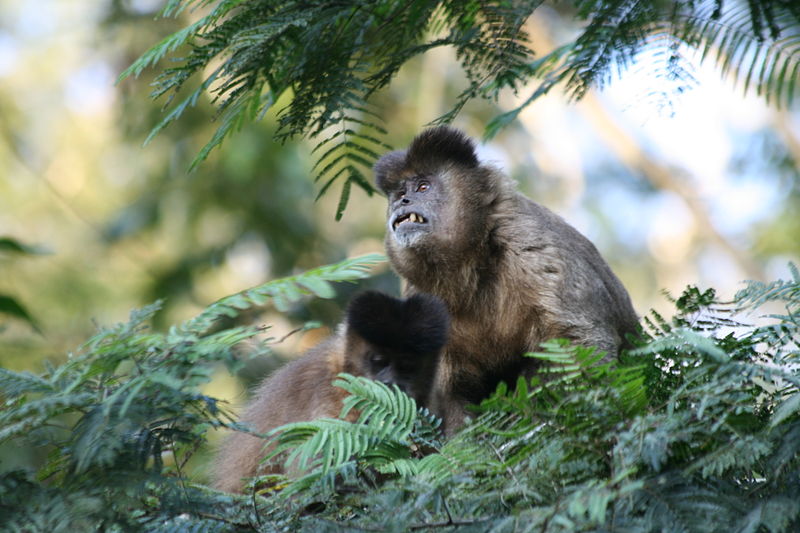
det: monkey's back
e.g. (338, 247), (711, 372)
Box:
(505, 193), (639, 350)
(211, 336), (348, 492)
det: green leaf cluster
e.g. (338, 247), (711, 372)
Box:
(255, 374), (441, 498)
(492, 0), (800, 136)
(120, 0), (537, 214)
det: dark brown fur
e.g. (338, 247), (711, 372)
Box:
(212, 292), (448, 493)
(374, 126), (640, 433)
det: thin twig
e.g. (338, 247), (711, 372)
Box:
(267, 324), (315, 345)
(250, 482), (263, 529)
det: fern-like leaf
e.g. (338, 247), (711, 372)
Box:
(178, 253), (384, 334)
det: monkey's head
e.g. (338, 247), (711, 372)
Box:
(343, 291), (449, 405)
(373, 126), (502, 260)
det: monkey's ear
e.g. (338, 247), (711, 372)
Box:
(406, 126), (479, 169)
(373, 150), (407, 193)
(347, 291), (450, 354)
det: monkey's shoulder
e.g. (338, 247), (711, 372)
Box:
(243, 336), (347, 423)
(490, 194), (634, 314)
(494, 195), (607, 269)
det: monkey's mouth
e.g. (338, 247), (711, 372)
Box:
(392, 212), (427, 230)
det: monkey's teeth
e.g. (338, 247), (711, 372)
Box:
(393, 213), (426, 229)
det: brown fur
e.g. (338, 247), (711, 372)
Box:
(374, 126), (640, 433)
(211, 336), (352, 493)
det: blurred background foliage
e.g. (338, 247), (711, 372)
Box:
(0, 0), (798, 478)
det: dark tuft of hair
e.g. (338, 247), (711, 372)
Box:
(347, 291), (450, 355)
(406, 126), (479, 169)
(373, 127), (479, 192)
(373, 150), (407, 193)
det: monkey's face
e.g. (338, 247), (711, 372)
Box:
(343, 291), (449, 407)
(384, 172), (448, 249)
(374, 127), (496, 261)
(366, 348), (436, 404)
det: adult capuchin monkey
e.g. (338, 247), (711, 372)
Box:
(212, 291), (449, 493)
(373, 126), (640, 434)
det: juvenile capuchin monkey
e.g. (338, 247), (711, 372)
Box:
(212, 291), (449, 493)
(373, 126), (640, 434)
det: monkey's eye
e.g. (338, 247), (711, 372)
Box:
(370, 353), (389, 367)
(416, 181), (430, 192)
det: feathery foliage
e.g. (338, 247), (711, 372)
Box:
(3, 261), (800, 531)
(120, 0), (534, 218)
(122, 1), (800, 215)
(181, 252), (384, 334)
(0, 254), (383, 532)
(490, 0), (800, 135)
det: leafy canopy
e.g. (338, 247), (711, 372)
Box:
(121, 0), (800, 217)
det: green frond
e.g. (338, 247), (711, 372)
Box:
(0, 255), (401, 529)
(121, 0), (540, 215)
(409, 451), (459, 481)
(484, 44), (574, 139)
(771, 391), (800, 429)
(0, 368), (53, 396)
(672, 3), (800, 108)
(179, 253), (384, 334)
(631, 327), (730, 362)
(0, 394), (95, 441)
(336, 374), (418, 437)
(493, 2), (800, 133)
(412, 405), (444, 450)
(266, 375), (425, 477)
(117, 17), (207, 83)
(735, 261), (800, 309)
(269, 418), (370, 474)
(308, 119), (387, 218)
(686, 433), (772, 478)
(251, 374), (450, 505)
(187, 86), (265, 171)
(738, 496), (800, 533)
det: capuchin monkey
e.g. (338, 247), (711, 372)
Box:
(212, 291), (449, 493)
(373, 126), (640, 434)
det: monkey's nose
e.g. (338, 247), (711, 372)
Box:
(401, 198), (410, 204)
